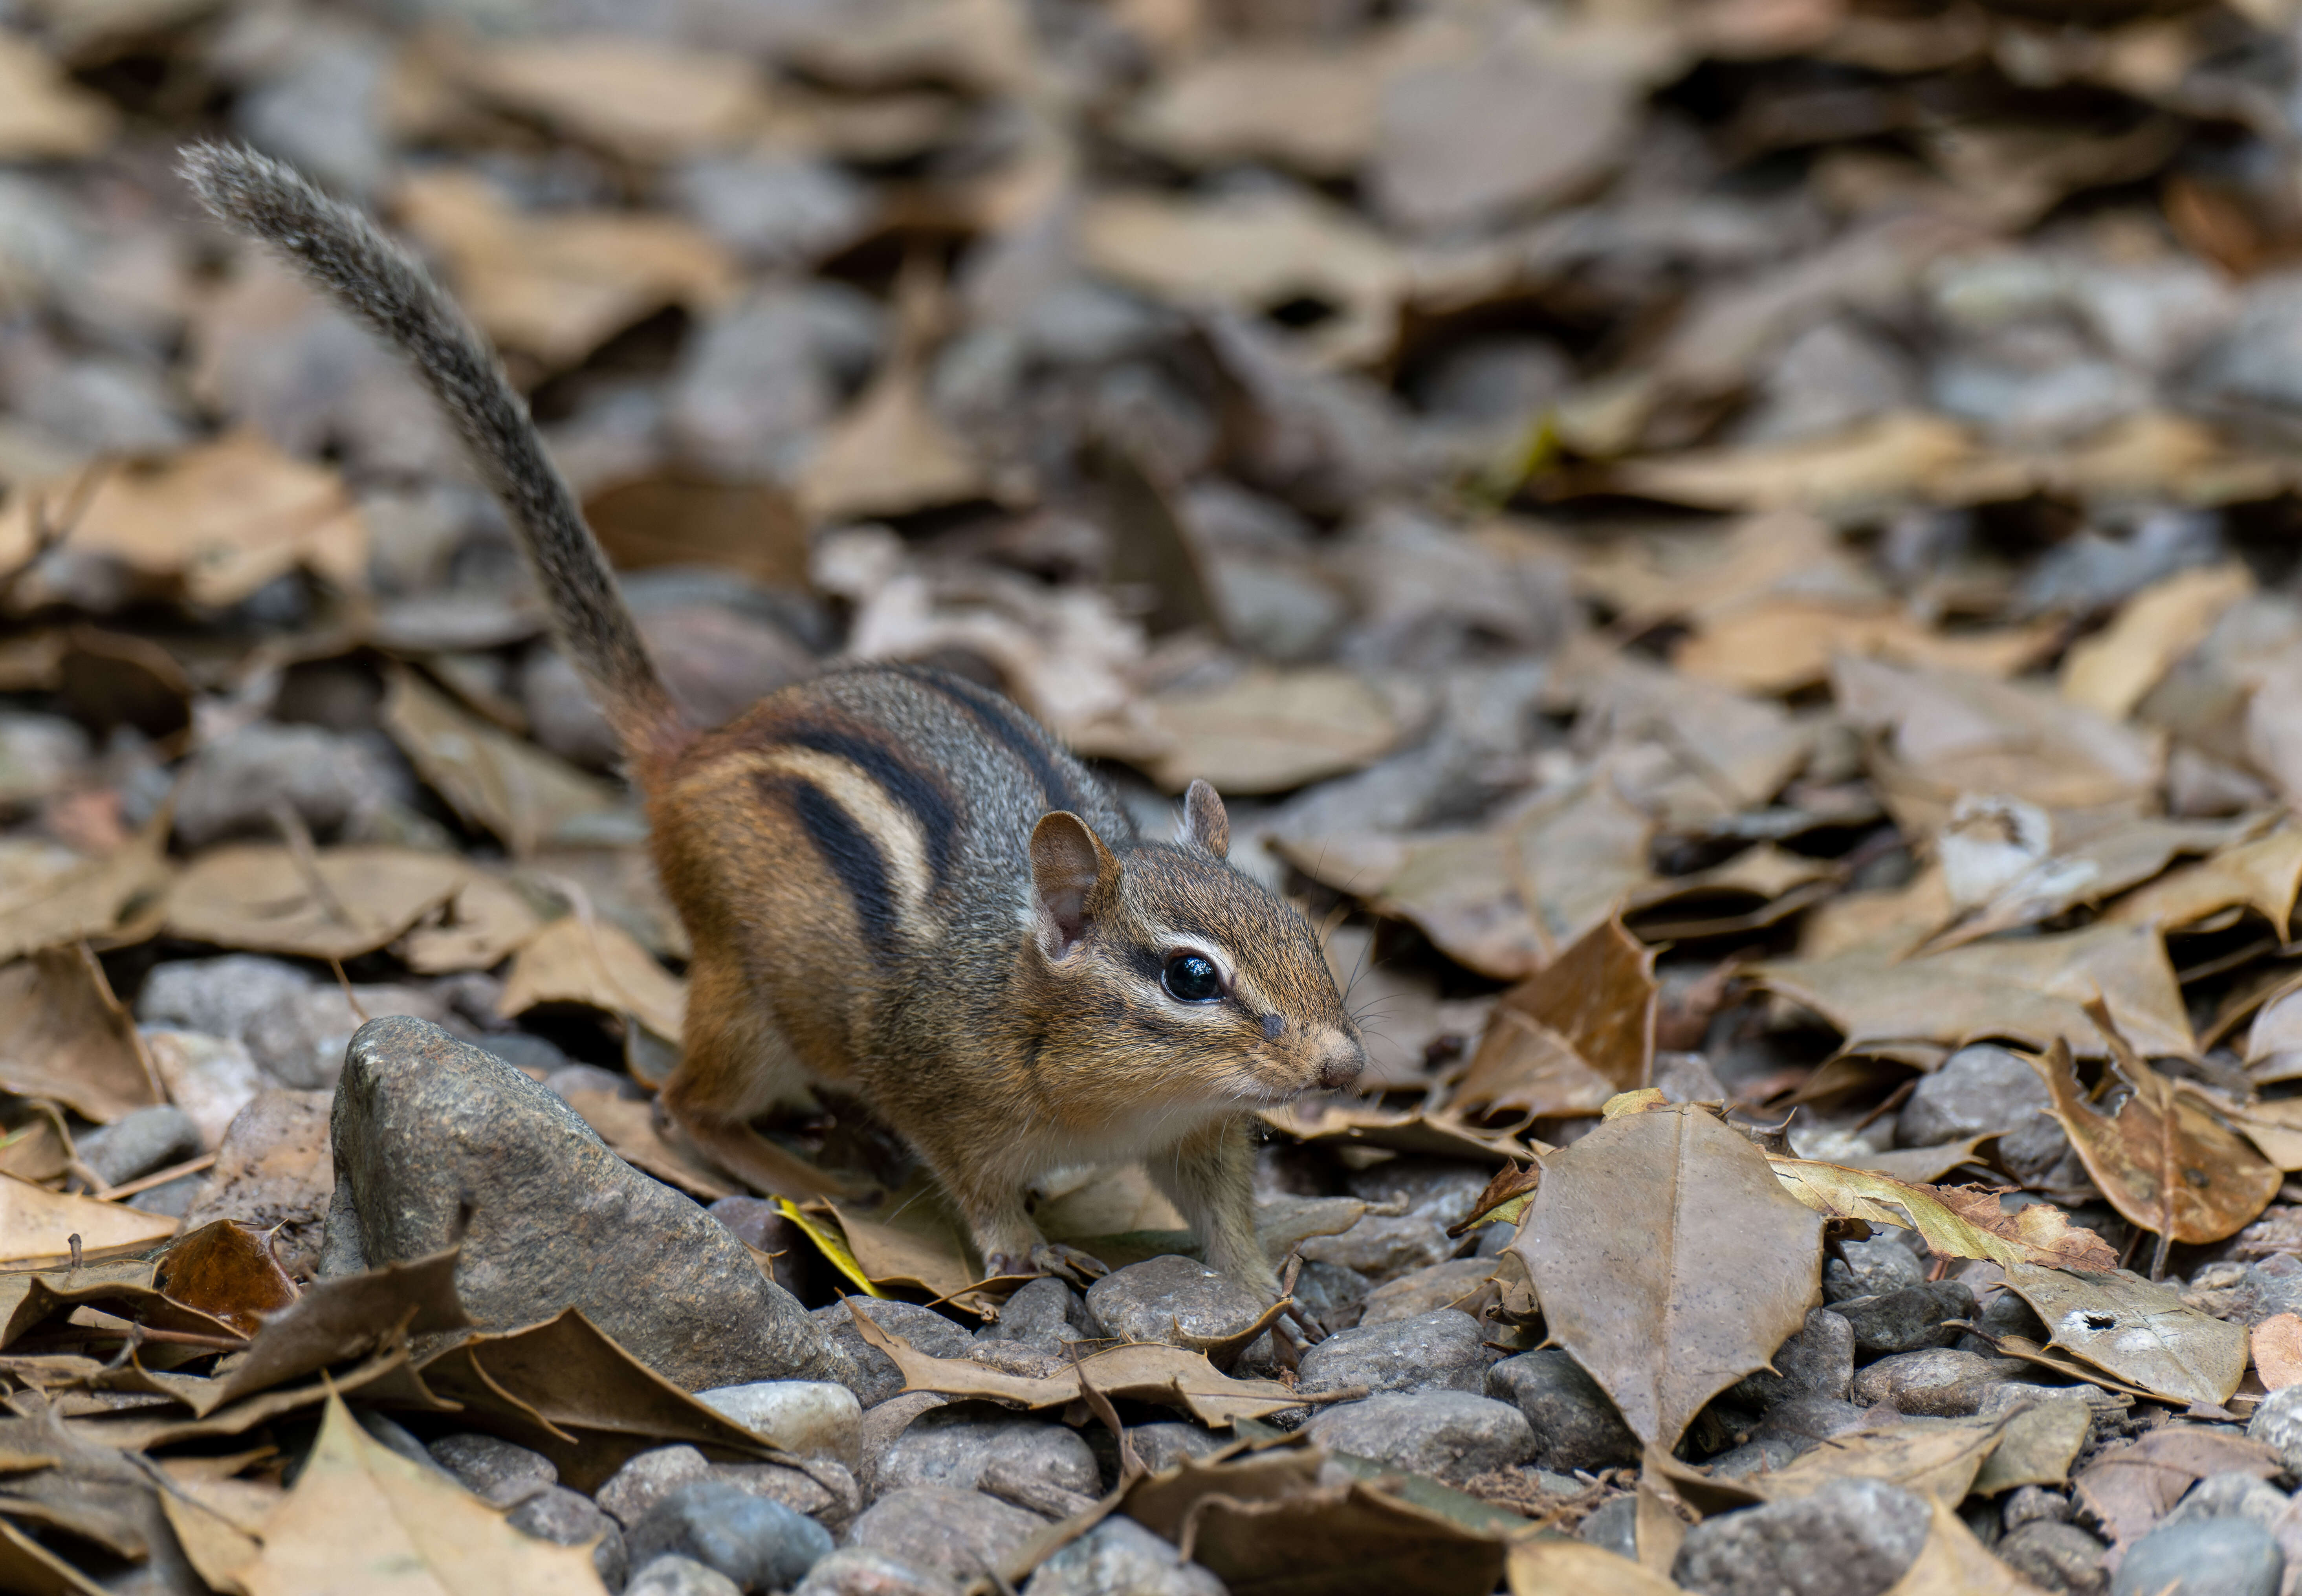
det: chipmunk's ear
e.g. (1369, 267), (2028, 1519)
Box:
(1180, 779), (1229, 859)
(1030, 812), (1121, 958)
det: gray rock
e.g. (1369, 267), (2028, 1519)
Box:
(1896, 1044), (2054, 1147)
(695, 1382), (861, 1468)
(579, 1446), (709, 1531)
(141, 1030), (268, 1149)
(672, 153), (871, 270)
(846, 1487), (1043, 1587)
(816, 1298), (973, 1407)
(1824, 1235), (1929, 1303)
(1708, 1436), (1808, 1480)
(137, 955), (445, 1089)
(1734, 1308), (1855, 1406)
(1131, 1422), (1226, 1474)
(77, 1105), (201, 1187)
(2165, 1472), (2290, 1534)
(1851, 1349), (2018, 1416)
(1486, 1350), (1640, 1471)
(597, 1444), (858, 1538)
(1021, 1516), (1226, 1596)
(1673, 1477), (1930, 1596)
(1998, 1114), (2090, 1197)
(1344, 1158), (1494, 1228)
(1356, 1258), (1496, 1326)
(172, 722), (403, 848)
(2111, 1518), (2282, 1596)
(1751, 1396), (1867, 1448)
(2249, 1383), (2302, 1472)
(1996, 1519), (2108, 1595)
(662, 284), (880, 483)
(2001, 1486), (2072, 1532)
(1833, 1282), (1977, 1354)
(1296, 1214), (1457, 1284)
(323, 1017), (845, 1392)
(1293, 1261), (1371, 1332)
(427, 1432), (555, 1508)
(1580, 1494), (1638, 1560)
(177, 1088), (335, 1276)
(627, 1480), (833, 1594)
(628, 1555), (744, 1596)
(711, 1460), (862, 1537)
(509, 1484), (629, 1589)
(874, 1407), (1098, 1503)
(978, 1276), (1087, 1351)
(137, 956), (314, 1054)
(1303, 1391), (1536, 1485)
(1296, 1308), (1497, 1398)
(127, 1171), (206, 1218)
(1086, 1256), (1267, 1354)
(792, 1547), (954, 1596)
(521, 604), (814, 770)
(705, 1193), (810, 1297)
(858, 1394), (952, 1495)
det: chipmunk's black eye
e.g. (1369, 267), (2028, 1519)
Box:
(1162, 951), (1223, 1003)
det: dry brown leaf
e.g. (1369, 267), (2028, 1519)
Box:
(2000, 1263), (2249, 1408)
(393, 168), (738, 369)
(1611, 411), (1977, 515)
(1766, 1162), (2117, 1271)
(2073, 1423), (2278, 1547)
(1118, 43), (1387, 175)
(165, 844), (469, 962)
(1573, 511), (1877, 629)
(2062, 563), (2254, 721)
(849, 1306), (1319, 1427)
(1455, 916), (1655, 1122)
(1759, 921), (2194, 1061)
(154, 1220), (298, 1338)
(1122, 1445), (1508, 1596)
(0, 1173), (178, 1266)
(499, 912), (684, 1043)
(772, 0), (1036, 94)
(383, 670), (628, 857)
(451, 36), (764, 161)
(1880, 1496), (2051, 1596)
(1507, 1537), (1681, 1596)
(0, 820), (172, 965)
(1071, 666), (1398, 795)
(235, 1391), (606, 1595)
(1748, 1416), (2004, 1508)
(1079, 187), (1406, 366)
(1673, 599), (2058, 696)
(395, 872), (547, 975)
(0, 1515), (105, 1596)
(1970, 1397), (2094, 1497)
(0, 944), (161, 1123)
(796, 353), (990, 526)
(0, 432), (366, 607)
(0, 31), (116, 159)
(2031, 1012), (2278, 1248)
(563, 1090), (733, 1203)
(1510, 1101), (1822, 1449)
(1284, 773), (1654, 981)
(2109, 825), (2302, 939)
(1923, 812), (2254, 952)
(2253, 1312), (2302, 1390)
(1833, 655), (2163, 813)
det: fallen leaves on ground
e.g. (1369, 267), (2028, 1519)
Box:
(0, 945), (160, 1123)
(1997, 1263), (2248, 1408)
(1766, 1162), (2119, 1272)
(1508, 1100), (1821, 1449)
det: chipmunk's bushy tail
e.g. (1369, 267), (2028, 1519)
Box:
(179, 142), (686, 773)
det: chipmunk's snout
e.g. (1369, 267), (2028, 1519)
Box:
(1314, 1030), (1365, 1092)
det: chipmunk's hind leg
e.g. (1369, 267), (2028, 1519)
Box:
(662, 951), (867, 1200)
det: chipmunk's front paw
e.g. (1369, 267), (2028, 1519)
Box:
(1011, 1241), (1107, 1287)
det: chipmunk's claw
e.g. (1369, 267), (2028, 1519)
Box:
(1028, 1242), (1110, 1286)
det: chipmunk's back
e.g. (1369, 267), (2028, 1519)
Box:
(649, 662), (1133, 1079)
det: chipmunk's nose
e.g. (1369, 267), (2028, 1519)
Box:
(1314, 1030), (1364, 1091)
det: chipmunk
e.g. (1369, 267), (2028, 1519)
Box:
(182, 145), (1366, 1306)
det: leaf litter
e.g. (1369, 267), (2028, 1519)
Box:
(11, 0), (2302, 1583)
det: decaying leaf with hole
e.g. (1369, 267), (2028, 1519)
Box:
(1509, 1101), (1822, 1449)
(1766, 1161), (2118, 1271)
(1454, 916), (1656, 1124)
(0, 944), (161, 1123)
(2000, 1263), (2248, 1407)
(2029, 1006), (2278, 1249)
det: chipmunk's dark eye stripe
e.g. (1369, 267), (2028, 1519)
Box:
(1163, 952), (1224, 1003)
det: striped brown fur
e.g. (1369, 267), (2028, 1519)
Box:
(185, 145), (1364, 1300)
